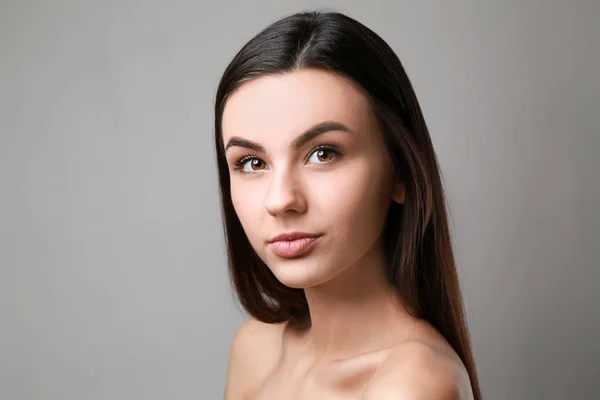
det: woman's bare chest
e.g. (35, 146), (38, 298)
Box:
(251, 352), (383, 400)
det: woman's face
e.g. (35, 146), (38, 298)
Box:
(221, 69), (404, 289)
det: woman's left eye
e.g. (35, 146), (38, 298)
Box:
(307, 148), (337, 164)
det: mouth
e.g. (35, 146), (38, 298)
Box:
(268, 232), (322, 258)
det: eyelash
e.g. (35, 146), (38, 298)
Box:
(232, 145), (341, 173)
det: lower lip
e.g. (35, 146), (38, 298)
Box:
(270, 237), (320, 258)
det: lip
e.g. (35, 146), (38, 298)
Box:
(268, 232), (321, 243)
(268, 232), (322, 258)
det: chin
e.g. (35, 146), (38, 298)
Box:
(268, 259), (336, 289)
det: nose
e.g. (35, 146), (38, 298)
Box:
(264, 169), (307, 217)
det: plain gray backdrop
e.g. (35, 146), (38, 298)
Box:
(1, 0), (598, 399)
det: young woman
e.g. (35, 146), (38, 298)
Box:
(215, 10), (481, 400)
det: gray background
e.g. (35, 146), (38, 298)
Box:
(1, 0), (598, 399)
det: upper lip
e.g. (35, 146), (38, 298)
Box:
(268, 232), (321, 243)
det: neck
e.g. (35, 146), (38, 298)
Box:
(297, 240), (412, 361)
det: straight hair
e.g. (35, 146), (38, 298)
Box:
(214, 10), (481, 399)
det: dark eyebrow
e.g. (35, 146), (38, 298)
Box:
(224, 121), (351, 153)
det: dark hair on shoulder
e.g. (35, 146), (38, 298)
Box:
(214, 10), (481, 399)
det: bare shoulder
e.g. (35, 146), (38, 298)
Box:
(224, 316), (286, 400)
(361, 339), (473, 400)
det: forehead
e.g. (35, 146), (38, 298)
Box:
(221, 69), (375, 143)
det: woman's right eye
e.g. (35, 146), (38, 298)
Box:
(238, 157), (268, 173)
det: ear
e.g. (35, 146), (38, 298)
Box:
(392, 177), (406, 204)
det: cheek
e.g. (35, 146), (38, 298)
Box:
(312, 160), (392, 259)
(315, 161), (391, 223)
(231, 180), (264, 236)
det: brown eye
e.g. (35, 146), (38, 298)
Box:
(308, 148), (337, 164)
(249, 159), (266, 170)
(238, 157), (267, 173)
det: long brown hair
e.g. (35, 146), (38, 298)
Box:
(214, 10), (481, 399)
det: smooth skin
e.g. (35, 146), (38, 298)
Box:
(221, 69), (473, 399)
